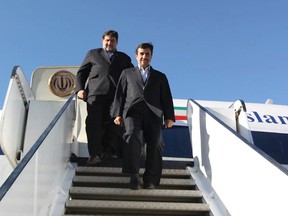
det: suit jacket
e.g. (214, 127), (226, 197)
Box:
(76, 48), (133, 96)
(111, 66), (175, 122)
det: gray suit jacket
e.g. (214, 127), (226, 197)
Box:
(111, 66), (175, 122)
(76, 48), (133, 96)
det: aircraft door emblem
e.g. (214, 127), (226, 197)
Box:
(48, 70), (76, 97)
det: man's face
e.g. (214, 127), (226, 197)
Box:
(102, 35), (117, 51)
(136, 48), (152, 68)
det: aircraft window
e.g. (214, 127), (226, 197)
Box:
(252, 131), (288, 164)
(162, 126), (193, 158)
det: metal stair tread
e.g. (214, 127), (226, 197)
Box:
(66, 166), (210, 215)
(73, 175), (195, 186)
(76, 166), (190, 178)
(70, 186), (203, 201)
(65, 199), (210, 213)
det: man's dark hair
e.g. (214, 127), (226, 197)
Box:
(102, 30), (119, 41)
(135, 42), (154, 55)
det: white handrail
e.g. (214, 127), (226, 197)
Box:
(187, 99), (288, 216)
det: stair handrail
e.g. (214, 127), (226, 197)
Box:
(186, 98), (288, 175)
(0, 66), (35, 167)
(0, 92), (76, 201)
(228, 99), (247, 115)
(186, 98), (288, 215)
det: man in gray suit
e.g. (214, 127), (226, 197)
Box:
(112, 42), (175, 190)
(76, 30), (133, 166)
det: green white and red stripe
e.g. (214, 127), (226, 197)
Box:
(174, 106), (187, 121)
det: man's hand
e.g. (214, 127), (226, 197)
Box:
(114, 116), (123, 126)
(77, 90), (87, 101)
(164, 119), (174, 128)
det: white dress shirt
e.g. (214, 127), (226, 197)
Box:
(139, 66), (150, 83)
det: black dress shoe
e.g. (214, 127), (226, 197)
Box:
(86, 155), (101, 166)
(143, 183), (155, 189)
(130, 174), (140, 190)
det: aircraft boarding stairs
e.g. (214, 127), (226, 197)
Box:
(0, 66), (212, 215)
(1, 66), (288, 216)
(64, 165), (210, 215)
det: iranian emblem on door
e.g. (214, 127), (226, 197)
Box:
(48, 70), (76, 97)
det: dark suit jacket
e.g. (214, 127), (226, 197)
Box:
(76, 48), (133, 96)
(111, 66), (175, 122)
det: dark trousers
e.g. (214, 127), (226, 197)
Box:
(123, 102), (163, 186)
(86, 93), (122, 157)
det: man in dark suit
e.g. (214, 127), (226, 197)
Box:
(76, 30), (133, 166)
(111, 42), (175, 190)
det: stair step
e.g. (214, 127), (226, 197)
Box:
(66, 165), (210, 215)
(76, 167), (190, 179)
(72, 176), (196, 190)
(70, 186), (203, 202)
(65, 200), (210, 215)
